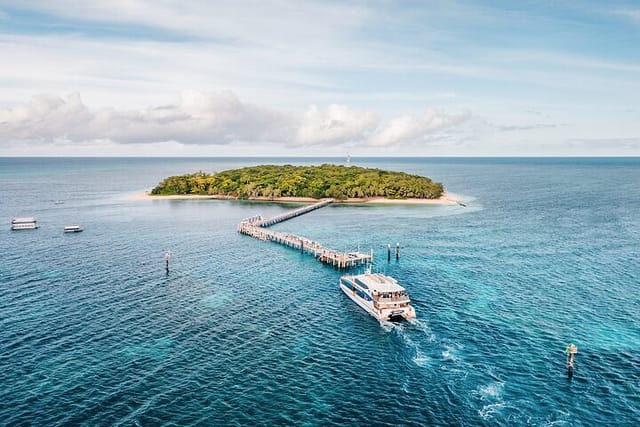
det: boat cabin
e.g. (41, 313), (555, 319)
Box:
(11, 217), (38, 230)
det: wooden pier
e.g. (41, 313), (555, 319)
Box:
(237, 199), (372, 269)
(252, 198), (334, 227)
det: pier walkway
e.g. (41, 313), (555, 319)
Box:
(253, 198), (334, 227)
(237, 199), (372, 269)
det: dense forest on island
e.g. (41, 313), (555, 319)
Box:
(151, 164), (444, 200)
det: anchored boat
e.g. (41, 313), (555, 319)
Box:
(340, 268), (416, 322)
(11, 217), (39, 230)
(64, 225), (83, 233)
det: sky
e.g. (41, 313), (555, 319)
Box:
(0, 0), (639, 156)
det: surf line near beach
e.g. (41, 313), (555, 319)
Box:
(236, 198), (373, 269)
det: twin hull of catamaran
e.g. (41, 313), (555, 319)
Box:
(11, 217), (38, 230)
(340, 271), (416, 322)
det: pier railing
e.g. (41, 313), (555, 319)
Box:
(237, 199), (372, 269)
(247, 198), (334, 227)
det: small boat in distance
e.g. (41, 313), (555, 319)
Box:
(11, 217), (39, 230)
(340, 267), (416, 322)
(63, 225), (83, 233)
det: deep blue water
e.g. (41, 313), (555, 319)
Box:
(1, 157), (638, 426)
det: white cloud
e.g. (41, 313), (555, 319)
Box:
(367, 109), (470, 147)
(0, 91), (290, 145)
(612, 8), (640, 23)
(6, 0), (370, 44)
(0, 93), (92, 140)
(295, 104), (378, 146)
(0, 91), (470, 149)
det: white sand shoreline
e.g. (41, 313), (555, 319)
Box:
(129, 192), (463, 206)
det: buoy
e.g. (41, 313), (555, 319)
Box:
(566, 343), (578, 378)
(164, 250), (171, 273)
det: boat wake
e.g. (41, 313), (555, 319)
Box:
(473, 381), (508, 421)
(381, 318), (439, 368)
(412, 349), (430, 367)
(442, 344), (460, 362)
(379, 320), (402, 333)
(478, 402), (507, 420)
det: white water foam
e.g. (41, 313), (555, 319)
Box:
(386, 320), (437, 368)
(383, 321), (426, 367)
(477, 382), (504, 400)
(442, 344), (460, 361)
(412, 350), (430, 367)
(408, 318), (431, 334)
(474, 381), (506, 420)
(478, 402), (506, 420)
(379, 320), (397, 333)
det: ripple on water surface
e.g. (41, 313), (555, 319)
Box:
(0, 157), (639, 425)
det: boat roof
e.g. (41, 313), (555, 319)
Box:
(349, 272), (406, 292)
(12, 217), (36, 223)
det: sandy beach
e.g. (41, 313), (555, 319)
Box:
(130, 192), (462, 206)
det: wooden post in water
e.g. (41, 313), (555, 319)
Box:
(164, 250), (171, 273)
(387, 244), (391, 262)
(566, 343), (578, 378)
(396, 243), (400, 260)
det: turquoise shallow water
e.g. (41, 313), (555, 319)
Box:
(0, 157), (638, 426)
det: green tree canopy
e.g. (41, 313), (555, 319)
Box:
(151, 164), (444, 200)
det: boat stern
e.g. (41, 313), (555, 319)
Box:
(385, 305), (416, 322)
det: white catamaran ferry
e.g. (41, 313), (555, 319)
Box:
(11, 217), (39, 230)
(340, 268), (416, 322)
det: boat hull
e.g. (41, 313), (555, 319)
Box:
(11, 217), (38, 230)
(339, 283), (415, 322)
(11, 224), (38, 230)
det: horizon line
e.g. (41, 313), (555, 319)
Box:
(1, 155), (639, 159)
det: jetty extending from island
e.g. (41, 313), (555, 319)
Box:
(251, 198), (334, 227)
(237, 199), (373, 269)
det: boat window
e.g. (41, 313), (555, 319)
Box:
(354, 278), (369, 290)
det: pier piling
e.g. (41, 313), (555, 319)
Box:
(396, 243), (400, 260)
(387, 244), (391, 261)
(164, 250), (171, 273)
(237, 199), (372, 269)
(566, 343), (578, 378)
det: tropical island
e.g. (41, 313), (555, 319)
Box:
(149, 164), (449, 203)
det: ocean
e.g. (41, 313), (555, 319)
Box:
(0, 157), (638, 426)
